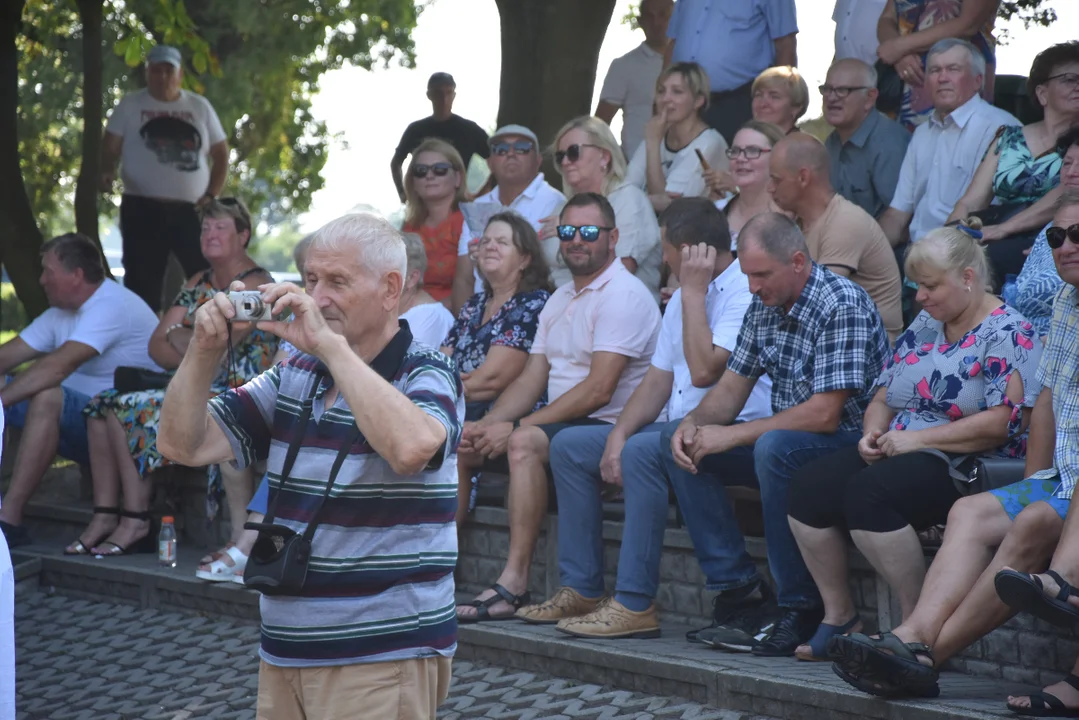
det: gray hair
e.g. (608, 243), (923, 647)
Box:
(308, 213), (407, 280)
(1055, 188), (1079, 213)
(927, 38), (987, 87)
(905, 226), (992, 291)
(829, 58), (877, 89)
(739, 212), (809, 261)
(293, 234), (314, 276)
(400, 232), (428, 280)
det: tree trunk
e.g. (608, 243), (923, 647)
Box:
(74, 0), (105, 251)
(493, 0), (617, 190)
(0, 0), (47, 318)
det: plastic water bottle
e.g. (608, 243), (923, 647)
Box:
(1001, 274), (1019, 307)
(158, 516), (177, 568)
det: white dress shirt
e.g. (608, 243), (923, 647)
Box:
(832, 0), (887, 66)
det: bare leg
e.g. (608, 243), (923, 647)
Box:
(789, 519), (858, 625)
(65, 418), (120, 551)
(234, 513), (263, 556)
(1008, 497), (1079, 606)
(850, 525), (926, 620)
(0, 388), (63, 526)
(91, 413), (153, 552)
(457, 426), (550, 619)
(455, 451), (481, 528)
(219, 463), (254, 546)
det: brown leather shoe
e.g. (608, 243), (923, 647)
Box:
(556, 598), (661, 639)
(515, 587), (605, 625)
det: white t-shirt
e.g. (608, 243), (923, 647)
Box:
(833, 0), (887, 66)
(18, 280), (163, 398)
(402, 302), (456, 350)
(599, 43), (665, 158)
(625, 128), (729, 199)
(651, 259), (772, 422)
(105, 89), (227, 203)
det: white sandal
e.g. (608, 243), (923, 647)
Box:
(195, 545), (248, 583)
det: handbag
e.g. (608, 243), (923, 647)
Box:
(875, 60), (903, 116)
(920, 449), (1027, 496)
(113, 366), (173, 393)
(243, 378), (360, 596)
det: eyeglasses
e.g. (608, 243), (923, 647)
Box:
(818, 84), (869, 99)
(555, 143), (601, 165)
(491, 140), (535, 156)
(411, 162), (453, 178)
(556, 225), (613, 242)
(1047, 72), (1079, 90)
(1047, 223), (1079, 249)
(726, 145), (771, 160)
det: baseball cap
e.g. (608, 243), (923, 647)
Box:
(146, 45), (182, 68)
(428, 72), (456, 89)
(490, 124), (539, 147)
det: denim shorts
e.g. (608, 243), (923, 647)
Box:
(3, 376), (92, 466)
(247, 475), (270, 515)
(989, 474), (1071, 521)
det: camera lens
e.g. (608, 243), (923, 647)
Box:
(243, 297), (264, 316)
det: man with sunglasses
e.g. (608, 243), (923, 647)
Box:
(392, 72), (490, 203)
(456, 193), (661, 623)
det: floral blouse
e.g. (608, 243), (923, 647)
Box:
(878, 305), (1042, 458)
(443, 289), (550, 373)
(991, 125), (1062, 206)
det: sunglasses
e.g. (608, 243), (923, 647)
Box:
(555, 143), (601, 165)
(726, 145), (771, 160)
(1047, 223), (1079, 249)
(556, 225), (613, 243)
(491, 140), (535, 156)
(411, 162), (453, 178)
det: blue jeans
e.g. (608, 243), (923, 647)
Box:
(3, 377), (92, 466)
(659, 420), (860, 609)
(549, 423), (668, 599)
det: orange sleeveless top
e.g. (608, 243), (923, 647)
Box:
(404, 211), (464, 302)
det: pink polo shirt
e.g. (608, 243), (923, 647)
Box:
(531, 260), (661, 423)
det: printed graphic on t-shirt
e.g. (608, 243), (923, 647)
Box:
(139, 110), (202, 172)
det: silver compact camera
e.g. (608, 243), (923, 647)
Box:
(229, 290), (273, 322)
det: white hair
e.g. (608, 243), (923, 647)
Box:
(928, 38), (987, 89)
(830, 58), (878, 89)
(309, 213), (407, 279)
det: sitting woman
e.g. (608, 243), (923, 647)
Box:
(67, 198), (278, 558)
(441, 212), (552, 526)
(750, 65), (809, 135)
(785, 225), (1041, 663)
(402, 137), (473, 313)
(947, 42), (1079, 283)
(399, 231), (456, 347)
(552, 116), (662, 300)
(624, 62), (729, 213)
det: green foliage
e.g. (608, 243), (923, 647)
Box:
(0, 282), (29, 334)
(250, 222), (307, 275)
(621, 3), (640, 30)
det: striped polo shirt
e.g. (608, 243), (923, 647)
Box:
(208, 322), (463, 667)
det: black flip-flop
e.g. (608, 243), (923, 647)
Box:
(1007, 673), (1079, 716)
(996, 570), (1079, 628)
(457, 583), (531, 624)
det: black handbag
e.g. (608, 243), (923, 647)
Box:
(114, 366), (173, 393)
(875, 60), (903, 116)
(920, 449), (1027, 496)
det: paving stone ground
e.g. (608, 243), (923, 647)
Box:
(14, 590), (770, 720)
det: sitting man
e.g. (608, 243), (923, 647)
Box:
(829, 191), (1079, 701)
(456, 192), (661, 623)
(516, 197), (773, 636)
(663, 212), (890, 656)
(157, 213), (461, 716)
(821, 58), (910, 219)
(769, 133), (903, 341)
(0, 233), (160, 547)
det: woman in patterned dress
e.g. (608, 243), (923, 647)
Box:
(66, 198), (278, 557)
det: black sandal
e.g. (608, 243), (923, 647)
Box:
(64, 506), (121, 555)
(1007, 674), (1079, 717)
(996, 569), (1079, 628)
(92, 510), (155, 556)
(828, 632), (940, 698)
(457, 583), (531, 623)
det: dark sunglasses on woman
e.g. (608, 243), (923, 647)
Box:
(1047, 223), (1079, 250)
(411, 162), (453, 178)
(491, 140), (534, 156)
(554, 143), (601, 165)
(556, 224), (613, 242)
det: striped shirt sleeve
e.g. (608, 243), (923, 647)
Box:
(402, 351), (464, 467)
(207, 364), (282, 469)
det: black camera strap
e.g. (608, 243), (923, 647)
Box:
(301, 423), (362, 543)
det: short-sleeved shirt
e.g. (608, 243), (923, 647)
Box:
(803, 194), (904, 340)
(599, 43), (666, 156)
(832, 0), (888, 66)
(890, 95), (1020, 243)
(443, 290), (550, 373)
(207, 324), (463, 667)
(400, 302), (456, 350)
(668, 0), (799, 93)
(879, 306), (1041, 457)
(403, 211), (467, 303)
(1013, 223), (1064, 338)
(18, 280), (162, 397)
(1029, 285), (1079, 500)
(826, 110), (911, 219)
(393, 114), (490, 170)
(652, 259), (773, 422)
(727, 263), (890, 432)
(105, 89), (227, 203)
(531, 260), (661, 423)
(625, 128), (730, 200)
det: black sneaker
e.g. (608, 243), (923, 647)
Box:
(698, 602), (783, 653)
(752, 606), (825, 657)
(686, 581), (773, 644)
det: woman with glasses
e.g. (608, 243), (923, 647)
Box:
(68, 198), (278, 564)
(402, 138), (471, 311)
(552, 116), (662, 300)
(946, 43), (1079, 284)
(624, 62), (729, 213)
(750, 66), (810, 135)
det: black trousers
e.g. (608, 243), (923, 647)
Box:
(706, 82), (754, 146)
(119, 194), (209, 312)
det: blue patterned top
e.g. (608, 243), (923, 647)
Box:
(443, 290), (550, 373)
(1013, 223), (1064, 338)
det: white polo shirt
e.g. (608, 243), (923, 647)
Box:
(832, 0), (887, 66)
(599, 42), (665, 157)
(651, 259), (773, 422)
(890, 95), (1020, 243)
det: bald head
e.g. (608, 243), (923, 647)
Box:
(775, 133), (831, 177)
(768, 134), (833, 213)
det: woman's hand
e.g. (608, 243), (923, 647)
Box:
(877, 36), (909, 66)
(877, 429), (926, 457)
(895, 54), (925, 87)
(538, 215), (559, 242)
(858, 430), (885, 465)
(978, 224), (1009, 243)
(703, 168), (737, 198)
(645, 107), (669, 146)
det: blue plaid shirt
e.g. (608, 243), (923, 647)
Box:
(1030, 284), (1079, 500)
(727, 263), (890, 433)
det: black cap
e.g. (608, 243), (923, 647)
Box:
(428, 72), (455, 89)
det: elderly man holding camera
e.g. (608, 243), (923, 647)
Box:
(158, 213), (463, 719)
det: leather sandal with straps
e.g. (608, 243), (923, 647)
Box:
(1007, 673), (1079, 717)
(457, 583), (531, 623)
(828, 632), (940, 698)
(996, 569), (1079, 628)
(64, 506), (121, 555)
(92, 510), (156, 556)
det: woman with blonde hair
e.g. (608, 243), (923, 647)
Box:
(398, 231), (456, 347)
(551, 116), (662, 299)
(751, 65), (810, 135)
(402, 137), (473, 312)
